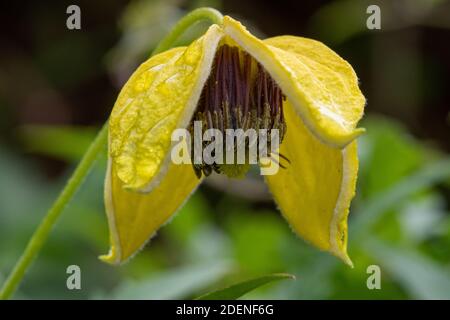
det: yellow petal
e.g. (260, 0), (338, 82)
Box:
(109, 24), (223, 191)
(265, 101), (359, 266)
(101, 160), (201, 264)
(223, 16), (365, 148)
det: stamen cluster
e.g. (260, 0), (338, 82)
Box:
(189, 44), (287, 178)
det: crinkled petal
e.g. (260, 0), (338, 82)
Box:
(109, 24), (223, 191)
(223, 16), (365, 148)
(264, 101), (359, 265)
(101, 160), (201, 264)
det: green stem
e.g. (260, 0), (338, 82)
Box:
(0, 123), (108, 300)
(0, 7), (223, 300)
(152, 7), (223, 55)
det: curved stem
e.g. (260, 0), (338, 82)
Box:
(0, 125), (107, 300)
(152, 7), (223, 55)
(0, 7), (224, 300)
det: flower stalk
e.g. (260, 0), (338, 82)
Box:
(0, 7), (224, 300)
(151, 7), (223, 56)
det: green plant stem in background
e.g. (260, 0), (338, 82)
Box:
(151, 7), (223, 55)
(0, 7), (224, 300)
(0, 123), (108, 300)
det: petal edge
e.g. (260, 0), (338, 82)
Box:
(264, 101), (358, 265)
(109, 24), (223, 191)
(101, 159), (202, 264)
(223, 16), (365, 148)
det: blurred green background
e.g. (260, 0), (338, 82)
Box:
(0, 0), (449, 299)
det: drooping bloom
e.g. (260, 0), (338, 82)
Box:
(102, 16), (365, 266)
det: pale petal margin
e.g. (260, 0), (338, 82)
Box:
(222, 16), (365, 148)
(101, 159), (201, 264)
(109, 24), (223, 191)
(265, 102), (358, 266)
(102, 24), (223, 263)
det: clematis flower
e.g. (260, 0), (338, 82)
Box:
(101, 16), (365, 266)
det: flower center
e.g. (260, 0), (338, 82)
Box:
(189, 44), (287, 178)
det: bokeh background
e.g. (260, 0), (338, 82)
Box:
(0, 0), (449, 299)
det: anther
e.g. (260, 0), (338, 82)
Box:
(189, 44), (287, 178)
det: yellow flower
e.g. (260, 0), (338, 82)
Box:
(101, 16), (365, 266)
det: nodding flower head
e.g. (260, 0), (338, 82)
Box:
(102, 16), (365, 266)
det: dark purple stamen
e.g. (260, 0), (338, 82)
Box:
(189, 44), (287, 178)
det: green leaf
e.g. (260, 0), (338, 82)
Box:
(96, 261), (232, 300)
(351, 158), (450, 239)
(197, 273), (295, 300)
(358, 117), (425, 199)
(364, 238), (450, 299)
